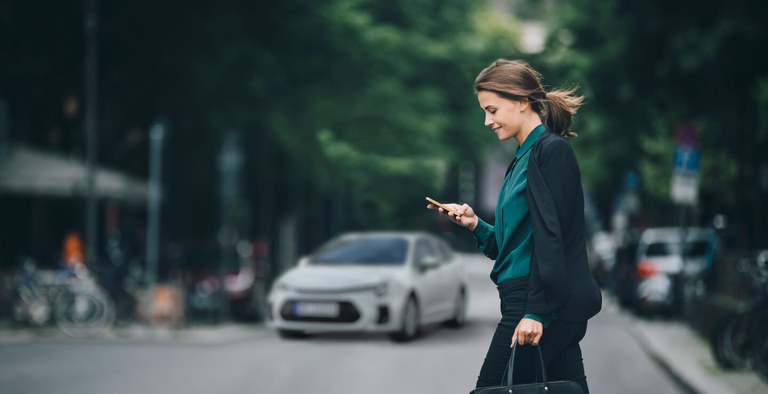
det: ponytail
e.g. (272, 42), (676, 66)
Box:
(474, 59), (585, 138)
(543, 88), (584, 138)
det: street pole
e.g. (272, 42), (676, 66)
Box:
(672, 123), (699, 315)
(84, 0), (99, 269)
(218, 131), (243, 323)
(459, 161), (476, 207)
(0, 99), (8, 161)
(145, 122), (165, 327)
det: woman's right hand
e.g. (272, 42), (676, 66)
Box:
(426, 203), (479, 231)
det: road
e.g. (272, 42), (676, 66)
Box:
(0, 253), (685, 394)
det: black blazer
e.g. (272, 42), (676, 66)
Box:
(524, 131), (602, 322)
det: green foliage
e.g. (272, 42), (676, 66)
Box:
(251, 0), (504, 231)
(638, 118), (675, 200)
(757, 77), (768, 143)
(470, 6), (521, 55)
(1, 0), (522, 243)
(542, 0), (768, 230)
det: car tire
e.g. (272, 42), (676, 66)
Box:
(445, 288), (467, 328)
(632, 300), (652, 317)
(277, 329), (311, 340)
(391, 295), (419, 342)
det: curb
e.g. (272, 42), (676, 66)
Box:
(0, 322), (271, 346)
(629, 323), (701, 394)
(629, 318), (768, 394)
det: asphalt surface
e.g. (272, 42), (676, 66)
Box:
(1, 253), (766, 394)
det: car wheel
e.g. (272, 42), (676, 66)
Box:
(277, 329), (311, 340)
(445, 288), (467, 328)
(391, 296), (419, 342)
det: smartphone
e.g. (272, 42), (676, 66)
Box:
(425, 197), (460, 216)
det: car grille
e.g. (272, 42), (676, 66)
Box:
(280, 301), (360, 323)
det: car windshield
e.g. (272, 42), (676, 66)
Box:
(645, 242), (682, 257)
(645, 240), (710, 258)
(310, 237), (409, 265)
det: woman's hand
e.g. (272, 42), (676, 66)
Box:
(511, 318), (543, 347)
(426, 202), (479, 231)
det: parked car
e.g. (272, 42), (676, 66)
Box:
(589, 230), (617, 288)
(267, 232), (467, 342)
(634, 227), (712, 314)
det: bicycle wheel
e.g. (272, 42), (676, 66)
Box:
(54, 286), (115, 338)
(710, 312), (752, 369)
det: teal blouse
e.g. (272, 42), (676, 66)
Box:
(473, 124), (555, 327)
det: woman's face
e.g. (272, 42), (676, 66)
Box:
(477, 90), (526, 142)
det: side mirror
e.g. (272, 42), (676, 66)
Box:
(419, 255), (440, 271)
(297, 255), (310, 267)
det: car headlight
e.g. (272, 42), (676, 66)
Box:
(374, 282), (388, 297)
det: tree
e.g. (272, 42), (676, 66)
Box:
(541, 0), (768, 237)
(1, 0), (525, 258)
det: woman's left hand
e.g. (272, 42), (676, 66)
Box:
(511, 318), (543, 347)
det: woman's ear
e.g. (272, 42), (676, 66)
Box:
(519, 99), (530, 112)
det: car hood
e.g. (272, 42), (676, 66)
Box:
(278, 266), (398, 292)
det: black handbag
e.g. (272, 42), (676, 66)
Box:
(470, 344), (583, 394)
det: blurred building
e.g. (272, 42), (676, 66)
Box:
(0, 143), (148, 262)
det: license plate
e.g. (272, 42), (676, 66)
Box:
(293, 302), (340, 317)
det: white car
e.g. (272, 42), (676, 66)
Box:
(635, 227), (712, 313)
(267, 232), (467, 342)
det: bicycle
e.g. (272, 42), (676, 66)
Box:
(709, 250), (768, 380)
(12, 258), (116, 338)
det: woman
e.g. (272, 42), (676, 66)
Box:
(428, 59), (602, 393)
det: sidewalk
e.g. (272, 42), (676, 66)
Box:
(0, 320), (271, 346)
(631, 316), (768, 394)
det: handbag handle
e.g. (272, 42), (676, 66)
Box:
(502, 343), (549, 387)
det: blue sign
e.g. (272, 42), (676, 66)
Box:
(624, 170), (640, 190)
(672, 123), (700, 205)
(674, 147), (699, 173)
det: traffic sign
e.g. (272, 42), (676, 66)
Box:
(671, 123), (700, 205)
(671, 173), (698, 205)
(674, 147), (699, 173)
(675, 123), (700, 148)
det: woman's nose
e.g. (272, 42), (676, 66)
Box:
(484, 114), (493, 127)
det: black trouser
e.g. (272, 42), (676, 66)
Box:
(475, 276), (589, 394)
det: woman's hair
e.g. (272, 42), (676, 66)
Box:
(473, 59), (584, 138)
